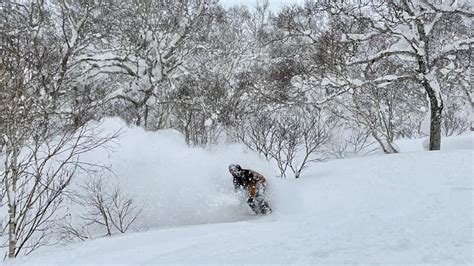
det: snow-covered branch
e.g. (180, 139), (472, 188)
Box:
(419, 0), (474, 17)
(347, 50), (419, 66)
(432, 38), (474, 66)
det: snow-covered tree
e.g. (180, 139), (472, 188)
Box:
(233, 106), (332, 178)
(328, 0), (473, 150)
(77, 0), (213, 129)
(0, 1), (115, 257)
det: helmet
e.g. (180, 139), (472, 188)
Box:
(228, 164), (242, 173)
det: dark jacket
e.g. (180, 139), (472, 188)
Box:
(232, 169), (266, 199)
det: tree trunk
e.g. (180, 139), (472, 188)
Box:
(294, 170), (301, 179)
(7, 147), (19, 258)
(135, 109), (142, 126)
(460, 86), (473, 131)
(429, 102), (443, 150)
(8, 208), (17, 258)
(427, 89), (443, 151)
(384, 141), (399, 154)
(471, 101), (474, 132)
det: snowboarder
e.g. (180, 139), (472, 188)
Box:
(228, 164), (272, 215)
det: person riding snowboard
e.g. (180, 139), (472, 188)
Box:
(228, 164), (272, 215)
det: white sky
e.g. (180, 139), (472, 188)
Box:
(219, 0), (306, 11)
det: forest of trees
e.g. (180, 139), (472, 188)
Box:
(1, 0), (472, 259)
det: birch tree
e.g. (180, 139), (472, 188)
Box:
(0, 1), (115, 258)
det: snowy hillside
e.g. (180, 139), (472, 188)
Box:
(3, 0), (472, 264)
(9, 120), (473, 265)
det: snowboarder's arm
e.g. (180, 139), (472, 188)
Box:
(233, 177), (241, 192)
(250, 170), (266, 185)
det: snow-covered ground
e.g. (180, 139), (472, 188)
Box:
(8, 120), (474, 264)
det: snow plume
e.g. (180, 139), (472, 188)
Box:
(74, 118), (274, 230)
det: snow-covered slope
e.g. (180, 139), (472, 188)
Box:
(9, 120), (474, 264)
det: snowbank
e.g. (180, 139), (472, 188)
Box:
(395, 133), (474, 152)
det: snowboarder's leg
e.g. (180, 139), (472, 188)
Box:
(255, 197), (271, 214)
(247, 198), (259, 214)
(252, 196), (271, 215)
(253, 184), (272, 215)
